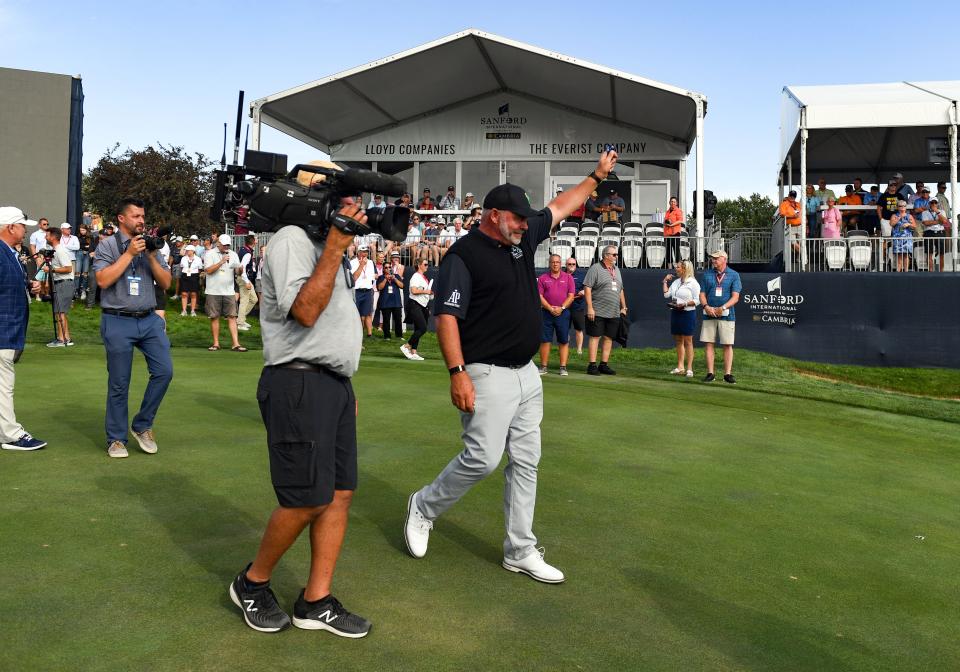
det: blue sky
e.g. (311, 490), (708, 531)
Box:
(4, 0), (958, 201)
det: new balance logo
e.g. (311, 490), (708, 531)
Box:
(315, 609), (338, 624)
(244, 599), (257, 612)
(444, 289), (461, 308)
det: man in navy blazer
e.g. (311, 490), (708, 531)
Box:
(0, 206), (47, 451)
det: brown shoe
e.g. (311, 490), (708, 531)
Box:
(107, 441), (129, 459)
(133, 429), (158, 454)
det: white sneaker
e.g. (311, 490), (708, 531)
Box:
(685, 370), (694, 378)
(400, 344), (415, 360)
(190, 311), (197, 317)
(539, 366), (548, 375)
(502, 547), (565, 584)
(559, 366), (569, 376)
(180, 310), (187, 316)
(403, 492), (432, 558)
(412, 353), (424, 361)
(670, 368), (682, 375)
(107, 441), (128, 459)
(237, 323), (251, 331)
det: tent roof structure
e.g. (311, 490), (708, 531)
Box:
(779, 81), (960, 184)
(251, 29), (707, 154)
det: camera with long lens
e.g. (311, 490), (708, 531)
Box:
(209, 150), (409, 243)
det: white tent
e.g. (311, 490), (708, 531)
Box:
(779, 81), (959, 269)
(250, 29), (709, 238)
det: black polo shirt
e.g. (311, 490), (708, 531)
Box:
(433, 208), (553, 366)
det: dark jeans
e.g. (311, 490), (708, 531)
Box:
(100, 312), (173, 444)
(381, 306), (403, 338)
(407, 301), (429, 349)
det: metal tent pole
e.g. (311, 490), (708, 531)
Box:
(694, 96), (705, 264)
(950, 118), (958, 271)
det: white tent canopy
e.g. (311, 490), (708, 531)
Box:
(778, 81), (959, 271)
(780, 81), (960, 185)
(250, 29), (709, 236)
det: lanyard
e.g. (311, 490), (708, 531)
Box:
(715, 271), (726, 287)
(605, 264), (617, 281)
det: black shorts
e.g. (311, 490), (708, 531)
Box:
(154, 282), (166, 308)
(570, 309), (585, 332)
(180, 275), (200, 293)
(586, 315), (620, 338)
(257, 365), (358, 508)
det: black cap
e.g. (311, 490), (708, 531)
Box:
(845, 185), (853, 191)
(788, 190), (797, 197)
(423, 187), (430, 192)
(447, 185), (455, 191)
(482, 183), (539, 219)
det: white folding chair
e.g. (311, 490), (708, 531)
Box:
(623, 225), (644, 237)
(575, 238), (597, 265)
(847, 231), (872, 271)
(601, 227), (622, 239)
(550, 241), (573, 263)
(913, 240), (929, 271)
(824, 239), (847, 270)
(678, 235), (691, 261)
(644, 227), (666, 268)
(579, 225), (600, 237)
(621, 238), (643, 268)
(534, 240), (551, 268)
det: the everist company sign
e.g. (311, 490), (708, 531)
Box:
(742, 276), (804, 326)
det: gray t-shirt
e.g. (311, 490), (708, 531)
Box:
(92, 231), (169, 311)
(51, 244), (74, 282)
(583, 262), (623, 319)
(260, 225), (362, 378)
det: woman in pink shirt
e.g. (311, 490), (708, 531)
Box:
(820, 197), (842, 239)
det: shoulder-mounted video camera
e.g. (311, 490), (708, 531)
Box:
(209, 149), (409, 243)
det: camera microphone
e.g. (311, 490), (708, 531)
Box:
(337, 169), (406, 198)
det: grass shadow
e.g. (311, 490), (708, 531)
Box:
(95, 471), (297, 611)
(626, 567), (875, 671)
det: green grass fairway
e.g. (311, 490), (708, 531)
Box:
(2, 337), (958, 671)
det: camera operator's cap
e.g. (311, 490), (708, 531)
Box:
(482, 183), (539, 219)
(60, 222), (71, 229)
(0, 206), (26, 226)
(709, 249), (728, 259)
(217, 234), (232, 246)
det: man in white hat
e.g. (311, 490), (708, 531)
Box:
(59, 223), (80, 265)
(202, 234), (246, 351)
(0, 206), (47, 450)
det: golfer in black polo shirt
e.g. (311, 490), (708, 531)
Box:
(403, 151), (619, 583)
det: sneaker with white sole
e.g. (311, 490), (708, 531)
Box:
(292, 591), (370, 638)
(403, 492), (432, 558)
(502, 547), (565, 584)
(400, 344), (416, 360)
(411, 352), (424, 361)
(685, 370), (694, 378)
(559, 366), (568, 376)
(229, 565), (291, 633)
(1, 433), (47, 451)
(670, 367), (682, 375)
(46, 340), (64, 348)
(133, 428), (158, 454)
(539, 365), (548, 375)
(107, 441), (128, 458)
(180, 310), (187, 316)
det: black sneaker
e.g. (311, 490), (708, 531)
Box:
(723, 374), (737, 384)
(292, 591), (371, 638)
(598, 363), (616, 375)
(228, 565), (291, 633)
(703, 372), (716, 383)
(586, 363), (600, 376)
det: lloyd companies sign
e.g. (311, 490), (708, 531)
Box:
(741, 276), (804, 326)
(330, 94), (686, 161)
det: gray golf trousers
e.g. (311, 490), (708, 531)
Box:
(417, 361), (543, 561)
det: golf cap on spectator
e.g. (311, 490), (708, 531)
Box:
(423, 187), (430, 193)
(482, 183), (539, 219)
(709, 250), (728, 259)
(930, 198), (939, 204)
(845, 185), (853, 192)
(556, 187), (564, 193)
(190, 234), (199, 240)
(0, 206), (27, 226)
(921, 187), (930, 193)
(447, 185), (455, 191)
(60, 222), (71, 229)
(390, 250), (400, 257)
(465, 192), (474, 197)
(894, 172), (903, 179)
(358, 245), (368, 252)
(217, 234), (232, 245)
(788, 190), (797, 197)
(609, 188), (617, 193)
(888, 178), (898, 186)
(184, 244), (196, 252)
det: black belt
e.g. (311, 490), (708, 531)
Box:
(102, 308), (153, 318)
(274, 360), (345, 380)
(477, 360), (528, 369)
(54, 279), (72, 283)
(356, 288), (373, 292)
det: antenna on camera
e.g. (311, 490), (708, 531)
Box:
(220, 123), (227, 169)
(233, 90), (244, 165)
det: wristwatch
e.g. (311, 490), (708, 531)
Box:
(588, 171), (604, 184)
(448, 364), (466, 376)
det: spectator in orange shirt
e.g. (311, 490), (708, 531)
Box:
(663, 196), (684, 264)
(837, 185), (862, 233)
(779, 190), (802, 263)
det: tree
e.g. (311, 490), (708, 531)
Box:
(83, 144), (215, 234)
(712, 193), (777, 232)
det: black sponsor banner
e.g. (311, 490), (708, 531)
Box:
(616, 270), (960, 368)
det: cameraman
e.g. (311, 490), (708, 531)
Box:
(0, 207), (46, 451)
(229, 162), (370, 638)
(43, 227), (75, 347)
(92, 197), (173, 459)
